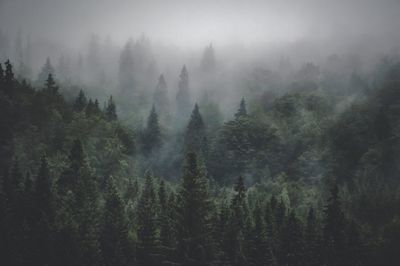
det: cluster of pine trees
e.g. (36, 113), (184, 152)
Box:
(1, 57), (400, 266)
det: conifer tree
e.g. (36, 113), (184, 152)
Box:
(38, 57), (55, 85)
(252, 202), (274, 265)
(137, 171), (158, 265)
(153, 74), (170, 120)
(158, 179), (172, 248)
(283, 211), (304, 266)
(73, 89), (87, 112)
(4, 60), (14, 84)
(58, 139), (84, 194)
(119, 40), (135, 95)
(33, 156), (54, 265)
(201, 43), (216, 73)
(101, 177), (133, 266)
(225, 176), (247, 265)
(235, 97), (248, 119)
(305, 207), (321, 266)
(323, 183), (346, 265)
(141, 105), (162, 155)
(177, 152), (212, 265)
(184, 103), (208, 156)
(176, 65), (191, 126)
(3, 60), (14, 95)
(0, 63), (4, 83)
(105, 95), (117, 121)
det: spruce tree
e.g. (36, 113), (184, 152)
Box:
(141, 105), (162, 155)
(235, 97), (248, 119)
(176, 65), (191, 126)
(323, 183), (346, 265)
(33, 156), (54, 265)
(73, 89), (87, 112)
(137, 171), (158, 265)
(38, 57), (55, 85)
(153, 74), (170, 120)
(184, 103), (208, 157)
(177, 152), (212, 265)
(158, 179), (171, 247)
(305, 207), (321, 266)
(58, 139), (84, 194)
(283, 211), (304, 266)
(105, 95), (117, 121)
(225, 176), (247, 265)
(101, 177), (133, 266)
(201, 43), (216, 73)
(0, 63), (4, 83)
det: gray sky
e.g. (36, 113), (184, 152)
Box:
(1, 0), (400, 50)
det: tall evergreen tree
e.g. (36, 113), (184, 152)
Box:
(177, 152), (212, 265)
(45, 73), (58, 93)
(38, 57), (55, 85)
(153, 74), (170, 121)
(282, 211), (304, 266)
(235, 97), (248, 119)
(225, 176), (248, 265)
(73, 89), (87, 112)
(0, 63), (4, 83)
(101, 177), (133, 266)
(305, 207), (321, 266)
(119, 40), (135, 95)
(176, 65), (191, 126)
(137, 171), (158, 265)
(141, 105), (162, 155)
(158, 179), (172, 248)
(323, 183), (346, 265)
(184, 103), (207, 157)
(33, 156), (54, 265)
(201, 43), (216, 73)
(105, 95), (117, 121)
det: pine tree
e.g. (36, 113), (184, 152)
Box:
(177, 152), (212, 265)
(58, 139), (84, 194)
(305, 207), (321, 266)
(201, 43), (216, 73)
(235, 97), (248, 119)
(3, 60), (15, 95)
(119, 40), (135, 95)
(45, 73), (57, 91)
(137, 171), (158, 265)
(4, 59), (14, 84)
(249, 202), (274, 265)
(176, 65), (191, 126)
(225, 176), (247, 265)
(141, 105), (162, 155)
(184, 103), (208, 157)
(323, 183), (346, 265)
(158, 179), (171, 247)
(0, 63), (4, 83)
(283, 211), (304, 266)
(38, 57), (55, 85)
(73, 89), (87, 112)
(57, 140), (101, 265)
(153, 74), (170, 121)
(105, 95), (117, 121)
(101, 177), (133, 266)
(33, 156), (54, 265)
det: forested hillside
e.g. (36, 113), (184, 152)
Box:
(1, 53), (400, 266)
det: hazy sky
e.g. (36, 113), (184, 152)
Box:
(1, 0), (400, 50)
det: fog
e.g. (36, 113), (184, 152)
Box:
(0, 0), (400, 122)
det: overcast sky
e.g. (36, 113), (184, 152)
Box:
(0, 0), (399, 51)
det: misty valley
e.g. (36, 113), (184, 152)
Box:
(1, 0), (400, 266)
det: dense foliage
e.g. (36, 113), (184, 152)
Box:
(1, 57), (400, 266)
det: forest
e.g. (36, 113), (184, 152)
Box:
(1, 0), (400, 265)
